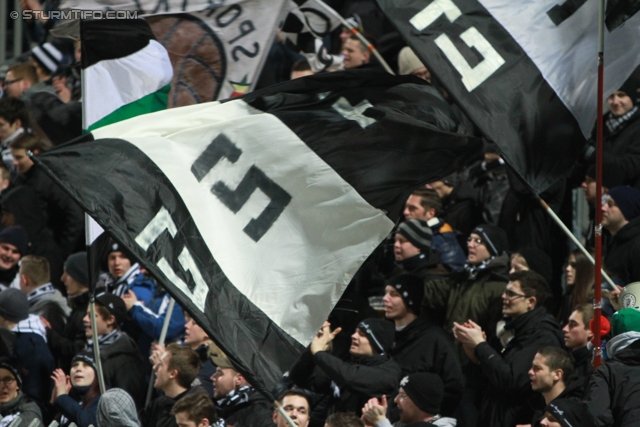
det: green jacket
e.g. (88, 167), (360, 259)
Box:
(423, 254), (509, 363)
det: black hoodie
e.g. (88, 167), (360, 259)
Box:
(604, 216), (640, 286)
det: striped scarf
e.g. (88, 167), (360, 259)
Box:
(606, 105), (639, 136)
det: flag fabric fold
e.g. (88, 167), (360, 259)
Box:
(80, 19), (173, 131)
(377, 0), (640, 194)
(34, 69), (481, 394)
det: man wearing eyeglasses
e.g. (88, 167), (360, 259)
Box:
(601, 186), (640, 287)
(453, 270), (563, 427)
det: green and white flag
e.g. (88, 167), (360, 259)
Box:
(80, 19), (172, 131)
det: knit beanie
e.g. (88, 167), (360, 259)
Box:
(400, 373), (444, 415)
(471, 224), (508, 256)
(96, 293), (127, 326)
(515, 247), (553, 286)
(386, 274), (424, 315)
(397, 219), (433, 252)
(0, 225), (29, 256)
(356, 318), (394, 356)
(64, 252), (89, 287)
(618, 77), (638, 106)
(31, 42), (63, 75)
(0, 288), (29, 323)
(543, 399), (594, 427)
(607, 186), (640, 221)
(0, 360), (22, 388)
(611, 308), (640, 337)
(72, 350), (98, 375)
(398, 46), (425, 76)
(107, 240), (135, 261)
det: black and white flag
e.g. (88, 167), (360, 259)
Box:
(377, 0), (640, 194)
(33, 69), (481, 394)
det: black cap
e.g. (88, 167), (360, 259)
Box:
(95, 293), (127, 326)
(356, 318), (394, 355)
(400, 373), (444, 415)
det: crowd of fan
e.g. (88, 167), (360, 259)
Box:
(2, 1), (640, 427)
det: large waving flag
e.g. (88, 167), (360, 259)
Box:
(377, 0), (640, 194)
(81, 19), (173, 131)
(33, 69), (481, 394)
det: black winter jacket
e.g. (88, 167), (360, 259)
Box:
(218, 388), (274, 427)
(391, 315), (463, 415)
(288, 349), (402, 415)
(474, 306), (564, 427)
(584, 335), (640, 427)
(604, 217), (640, 286)
(94, 332), (146, 409)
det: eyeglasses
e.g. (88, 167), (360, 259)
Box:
(0, 377), (16, 385)
(467, 237), (484, 245)
(3, 79), (22, 86)
(396, 391), (408, 400)
(503, 288), (527, 299)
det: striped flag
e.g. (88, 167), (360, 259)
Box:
(33, 69), (481, 394)
(80, 19), (173, 131)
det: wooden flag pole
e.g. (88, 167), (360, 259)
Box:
(593, 0), (606, 368)
(274, 400), (298, 427)
(145, 298), (176, 407)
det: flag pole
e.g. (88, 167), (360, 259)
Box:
(309, 0), (395, 75)
(86, 214), (106, 395)
(274, 400), (298, 427)
(539, 199), (616, 290)
(145, 298), (176, 407)
(593, 0), (606, 368)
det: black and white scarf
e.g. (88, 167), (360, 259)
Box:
(104, 263), (140, 297)
(27, 282), (56, 303)
(463, 256), (495, 279)
(217, 385), (252, 409)
(86, 329), (121, 349)
(606, 105), (639, 136)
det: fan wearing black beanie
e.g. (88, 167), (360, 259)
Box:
(383, 274), (463, 417)
(288, 318), (402, 416)
(362, 373), (456, 427)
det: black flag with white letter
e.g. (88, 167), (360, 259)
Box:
(33, 69), (481, 395)
(377, 0), (640, 194)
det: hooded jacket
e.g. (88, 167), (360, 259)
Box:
(96, 388), (141, 427)
(0, 391), (42, 427)
(474, 306), (564, 427)
(289, 348), (402, 415)
(423, 253), (509, 362)
(584, 332), (640, 426)
(391, 315), (464, 416)
(90, 332), (146, 410)
(604, 217), (640, 286)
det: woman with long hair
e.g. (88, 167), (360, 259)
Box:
(50, 351), (101, 427)
(560, 249), (615, 324)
